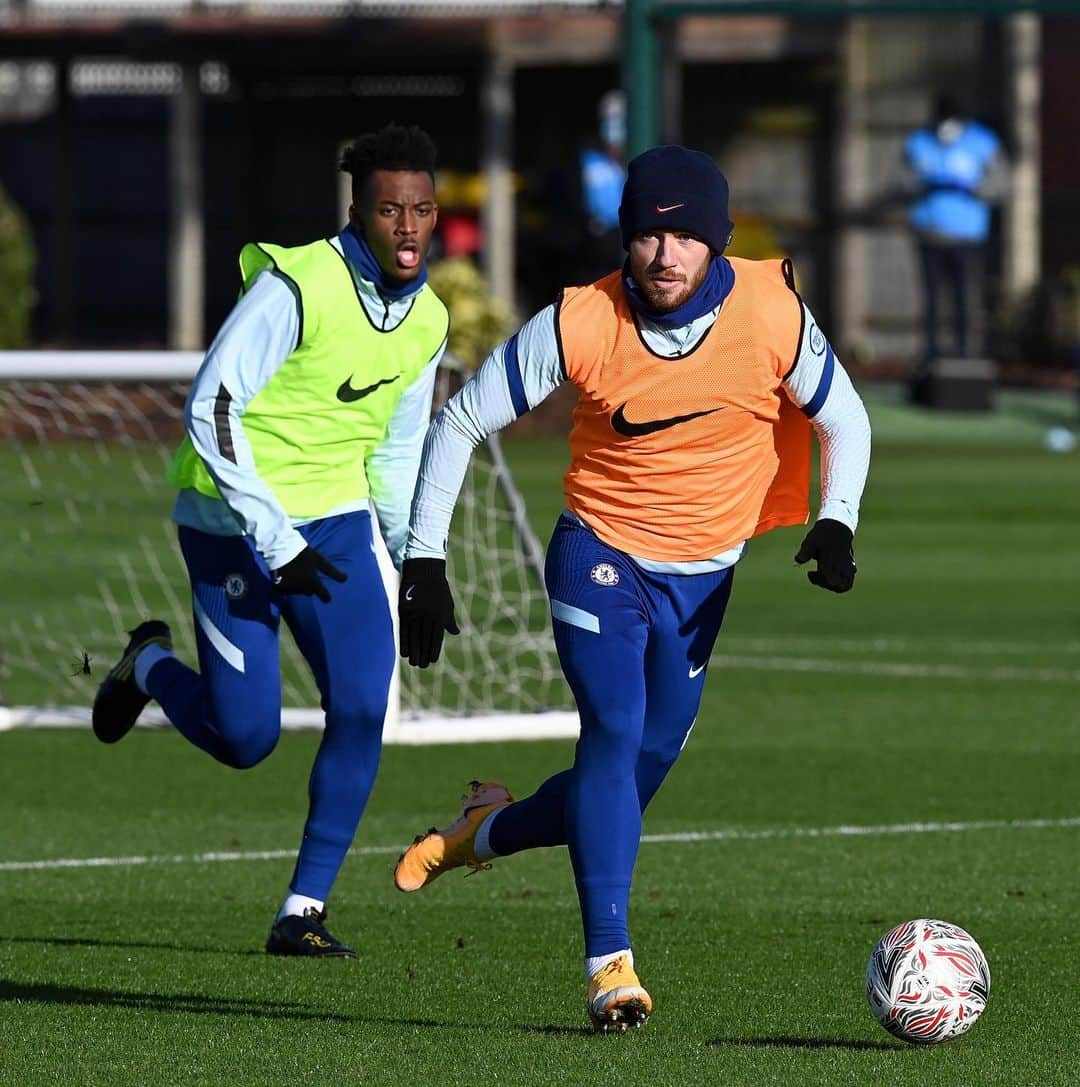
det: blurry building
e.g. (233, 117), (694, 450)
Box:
(0, 0), (1069, 369)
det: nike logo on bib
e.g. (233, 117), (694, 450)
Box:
(336, 374), (400, 403)
(611, 404), (720, 437)
(688, 662), (707, 678)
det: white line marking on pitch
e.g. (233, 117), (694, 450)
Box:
(711, 653), (1080, 683)
(3, 817), (1078, 873)
(728, 636), (1080, 657)
(0, 845), (399, 873)
(641, 816), (1080, 844)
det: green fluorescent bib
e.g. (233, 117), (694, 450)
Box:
(168, 239), (448, 519)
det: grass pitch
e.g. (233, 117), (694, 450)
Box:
(1, 386), (1078, 1085)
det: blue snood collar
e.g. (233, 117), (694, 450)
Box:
(340, 223), (428, 302)
(622, 255), (733, 329)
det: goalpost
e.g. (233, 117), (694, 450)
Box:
(0, 351), (577, 743)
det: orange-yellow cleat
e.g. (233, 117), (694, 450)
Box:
(587, 954), (653, 1033)
(394, 780), (514, 893)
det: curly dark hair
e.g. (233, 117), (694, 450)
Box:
(339, 123), (438, 203)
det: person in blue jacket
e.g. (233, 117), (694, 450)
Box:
(529, 92), (627, 301)
(900, 94), (1009, 376)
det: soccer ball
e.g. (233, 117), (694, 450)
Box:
(866, 918), (991, 1044)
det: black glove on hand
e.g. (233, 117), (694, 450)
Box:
(399, 558), (460, 668)
(794, 518), (857, 594)
(272, 547), (347, 603)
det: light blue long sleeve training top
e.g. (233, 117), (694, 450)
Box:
(173, 231), (446, 570)
(407, 289), (871, 575)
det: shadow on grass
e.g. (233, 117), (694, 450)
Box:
(709, 1035), (907, 1052)
(0, 979), (358, 1022)
(0, 933), (264, 956)
(519, 1023), (595, 1038)
(1, 977), (590, 1035)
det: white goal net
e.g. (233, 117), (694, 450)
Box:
(0, 351), (576, 742)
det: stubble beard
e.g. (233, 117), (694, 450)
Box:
(639, 260), (710, 313)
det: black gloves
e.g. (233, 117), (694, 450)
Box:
(399, 558), (460, 668)
(272, 547), (347, 603)
(794, 518), (857, 594)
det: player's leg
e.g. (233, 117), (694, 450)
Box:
(551, 581), (649, 960)
(635, 565), (735, 811)
(545, 523), (654, 1030)
(479, 565), (734, 853)
(471, 564), (734, 856)
(393, 766), (570, 895)
(568, 561), (731, 1032)
(484, 520), (650, 873)
(395, 517), (655, 1029)
(553, 577), (654, 1031)
(266, 511), (393, 957)
(393, 516), (605, 889)
(484, 768), (572, 852)
(92, 526), (283, 768)
(396, 516), (647, 893)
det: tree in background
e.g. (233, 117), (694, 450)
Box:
(427, 257), (513, 369)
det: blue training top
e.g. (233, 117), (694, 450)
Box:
(904, 121), (1002, 243)
(580, 148), (625, 231)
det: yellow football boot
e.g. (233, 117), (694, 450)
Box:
(394, 780), (514, 892)
(587, 954), (653, 1033)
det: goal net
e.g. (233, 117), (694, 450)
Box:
(0, 351), (576, 742)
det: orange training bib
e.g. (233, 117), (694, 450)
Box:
(557, 258), (811, 561)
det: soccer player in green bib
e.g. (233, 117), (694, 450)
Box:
(92, 124), (449, 956)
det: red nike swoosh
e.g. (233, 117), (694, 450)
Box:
(656, 203), (685, 213)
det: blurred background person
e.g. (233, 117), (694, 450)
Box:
(899, 93), (1010, 395)
(577, 89), (629, 277)
(528, 90), (627, 301)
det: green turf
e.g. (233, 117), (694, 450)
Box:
(1, 387), (1079, 1085)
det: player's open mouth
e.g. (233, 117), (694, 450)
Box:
(396, 244), (420, 270)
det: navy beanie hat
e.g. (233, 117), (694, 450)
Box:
(618, 145), (733, 254)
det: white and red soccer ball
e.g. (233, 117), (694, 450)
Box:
(866, 918), (991, 1044)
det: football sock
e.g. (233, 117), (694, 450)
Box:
(473, 808), (503, 861)
(486, 769), (572, 855)
(585, 948), (633, 980)
(133, 643), (174, 695)
(277, 892), (325, 922)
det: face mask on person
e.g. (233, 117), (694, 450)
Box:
(936, 118), (964, 144)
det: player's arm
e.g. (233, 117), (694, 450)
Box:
(782, 304), (872, 593)
(399, 304), (566, 667)
(364, 335), (447, 569)
(184, 271), (343, 600)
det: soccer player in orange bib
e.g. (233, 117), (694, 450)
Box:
(394, 146), (872, 1031)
